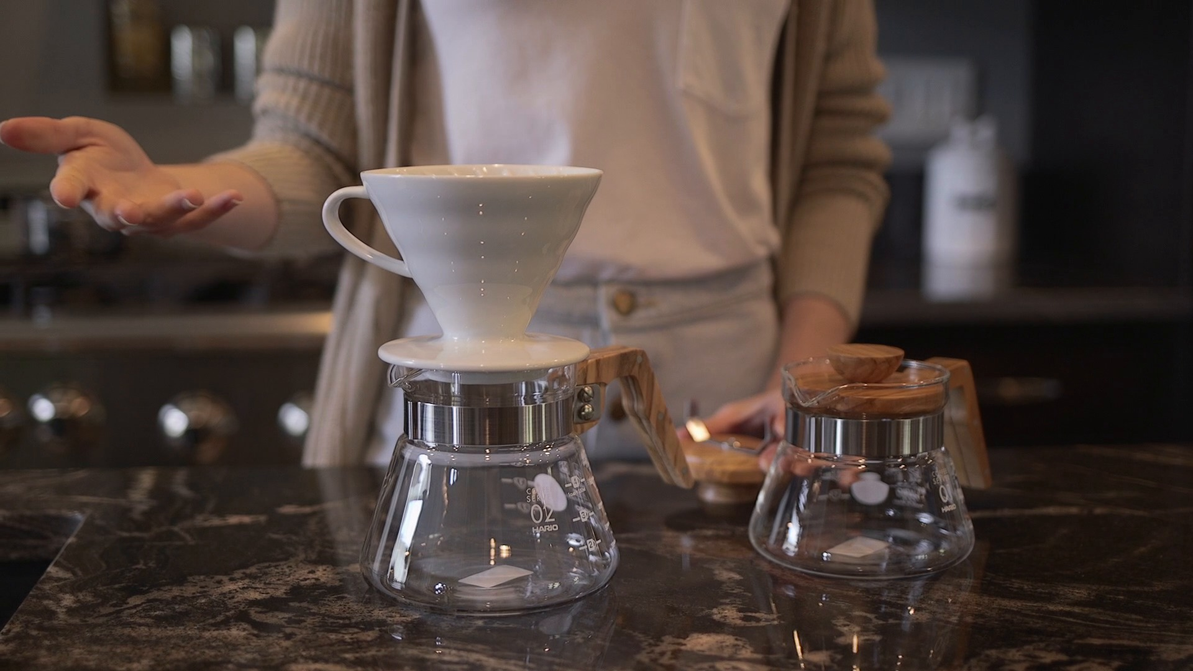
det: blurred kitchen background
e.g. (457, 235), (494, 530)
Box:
(0, 0), (1190, 468)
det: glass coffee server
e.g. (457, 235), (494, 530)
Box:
(322, 165), (692, 614)
(749, 344), (990, 579)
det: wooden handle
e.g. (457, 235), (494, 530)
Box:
(927, 358), (992, 489)
(576, 346), (693, 488)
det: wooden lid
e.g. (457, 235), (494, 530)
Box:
(683, 437), (766, 486)
(789, 344), (948, 418)
(827, 344), (903, 382)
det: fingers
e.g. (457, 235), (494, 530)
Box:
(0, 116), (102, 155)
(49, 164), (93, 208)
(769, 411), (786, 439)
(836, 465), (862, 490)
(80, 198), (121, 232)
(113, 189), (204, 227)
(168, 191), (243, 236)
(757, 441), (865, 491)
(700, 391), (785, 437)
(80, 189), (241, 237)
(698, 398), (757, 436)
(123, 190), (243, 238)
(758, 443), (778, 472)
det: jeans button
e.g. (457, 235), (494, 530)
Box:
(611, 289), (637, 316)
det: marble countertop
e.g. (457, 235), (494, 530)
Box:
(0, 444), (1191, 670)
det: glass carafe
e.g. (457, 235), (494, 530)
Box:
(749, 349), (987, 579)
(319, 166), (693, 610)
(360, 345), (691, 614)
(361, 364), (618, 614)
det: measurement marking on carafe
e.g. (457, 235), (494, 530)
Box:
(564, 474), (587, 497)
(572, 506), (593, 523)
(893, 483), (926, 508)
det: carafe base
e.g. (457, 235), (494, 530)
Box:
(751, 528), (973, 580)
(364, 549), (619, 615)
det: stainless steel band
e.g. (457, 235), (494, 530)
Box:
(787, 409), (944, 457)
(405, 398), (574, 446)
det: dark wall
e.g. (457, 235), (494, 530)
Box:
(1024, 1), (1193, 287)
(872, 1), (1193, 290)
(864, 2), (1193, 447)
(875, 0), (1033, 166)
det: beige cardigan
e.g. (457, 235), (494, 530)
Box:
(215, 0), (892, 466)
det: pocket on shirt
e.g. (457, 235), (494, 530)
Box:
(676, 0), (790, 117)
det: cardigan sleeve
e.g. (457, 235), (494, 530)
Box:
(776, 0), (891, 327)
(207, 0), (358, 259)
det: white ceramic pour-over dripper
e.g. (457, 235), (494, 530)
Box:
(322, 165), (602, 372)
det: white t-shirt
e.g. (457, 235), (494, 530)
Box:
(408, 0), (790, 283)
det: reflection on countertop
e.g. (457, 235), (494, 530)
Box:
(0, 444), (1191, 669)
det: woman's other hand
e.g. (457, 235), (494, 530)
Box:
(687, 389), (786, 470)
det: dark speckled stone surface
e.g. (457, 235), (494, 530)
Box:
(0, 444), (1191, 670)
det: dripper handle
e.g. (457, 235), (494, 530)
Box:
(927, 357), (993, 489)
(322, 186), (412, 277)
(575, 346), (694, 488)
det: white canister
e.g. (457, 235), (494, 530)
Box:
(922, 116), (1018, 267)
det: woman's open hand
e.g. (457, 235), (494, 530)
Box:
(0, 116), (241, 237)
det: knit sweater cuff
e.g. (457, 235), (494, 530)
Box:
(777, 193), (877, 328)
(206, 141), (343, 260)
